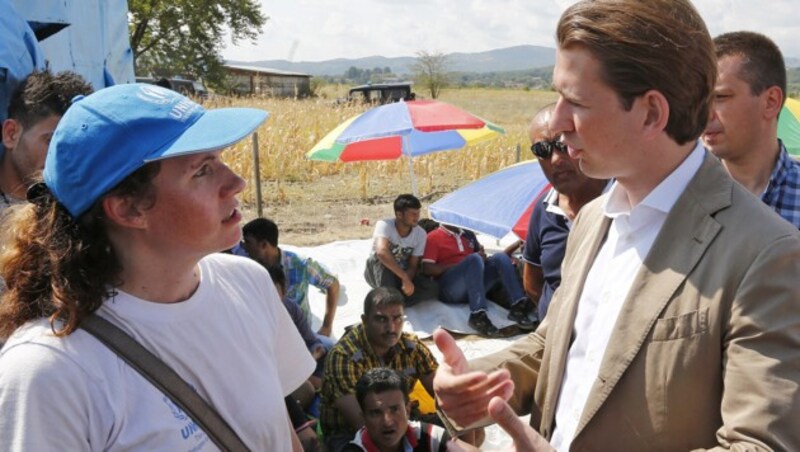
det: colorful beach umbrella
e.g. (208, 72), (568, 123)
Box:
(429, 160), (551, 239)
(778, 97), (800, 157)
(307, 100), (504, 194)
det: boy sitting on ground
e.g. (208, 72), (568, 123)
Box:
(364, 194), (438, 305)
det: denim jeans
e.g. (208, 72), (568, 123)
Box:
(438, 253), (526, 313)
(363, 254), (439, 305)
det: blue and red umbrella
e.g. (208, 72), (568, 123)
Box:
(429, 160), (551, 239)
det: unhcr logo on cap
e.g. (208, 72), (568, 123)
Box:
(136, 84), (174, 105)
(136, 84), (201, 122)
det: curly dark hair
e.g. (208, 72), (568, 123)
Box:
(6, 70), (93, 131)
(0, 162), (160, 339)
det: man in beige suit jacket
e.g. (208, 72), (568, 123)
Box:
(433, 1), (800, 450)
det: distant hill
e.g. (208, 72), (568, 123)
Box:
(786, 57), (800, 68)
(226, 45), (556, 76)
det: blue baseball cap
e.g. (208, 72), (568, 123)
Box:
(43, 83), (268, 218)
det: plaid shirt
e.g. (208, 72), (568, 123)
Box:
(280, 249), (337, 321)
(762, 142), (800, 229)
(320, 324), (438, 437)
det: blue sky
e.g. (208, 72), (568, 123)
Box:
(222, 0), (799, 63)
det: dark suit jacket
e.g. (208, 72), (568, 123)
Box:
(463, 152), (800, 450)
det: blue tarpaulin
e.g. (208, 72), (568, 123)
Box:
(0, 0), (45, 124)
(11, 0), (134, 90)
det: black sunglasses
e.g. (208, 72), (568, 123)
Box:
(530, 139), (568, 159)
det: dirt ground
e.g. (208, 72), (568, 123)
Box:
(239, 173), (468, 246)
(228, 88), (561, 246)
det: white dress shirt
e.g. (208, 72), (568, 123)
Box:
(550, 142), (705, 451)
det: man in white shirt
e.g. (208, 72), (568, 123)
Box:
(431, 0), (800, 450)
(364, 194), (438, 305)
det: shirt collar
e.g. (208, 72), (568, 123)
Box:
(546, 180), (613, 219)
(438, 225), (463, 237)
(358, 424), (417, 452)
(543, 188), (568, 218)
(604, 140), (705, 218)
(763, 140), (791, 198)
(439, 225), (466, 252)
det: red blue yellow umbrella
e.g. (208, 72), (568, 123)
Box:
(778, 97), (800, 157)
(307, 100), (504, 194)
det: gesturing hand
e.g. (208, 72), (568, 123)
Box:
(433, 328), (515, 428)
(487, 397), (554, 451)
(445, 398), (552, 452)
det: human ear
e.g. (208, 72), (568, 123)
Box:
(763, 86), (783, 120)
(640, 90), (670, 137)
(102, 195), (148, 229)
(2, 119), (22, 150)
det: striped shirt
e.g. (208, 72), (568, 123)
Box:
(761, 142), (800, 229)
(320, 324), (438, 437)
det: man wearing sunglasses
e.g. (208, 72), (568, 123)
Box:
(522, 103), (608, 322)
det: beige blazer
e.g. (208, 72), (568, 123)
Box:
(468, 153), (800, 451)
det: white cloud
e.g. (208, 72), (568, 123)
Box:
(222, 0), (800, 63)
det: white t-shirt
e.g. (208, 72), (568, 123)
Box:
(371, 219), (427, 269)
(0, 253), (315, 451)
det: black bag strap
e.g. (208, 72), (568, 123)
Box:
(80, 314), (249, 452)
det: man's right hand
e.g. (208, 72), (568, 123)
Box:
(401, 277), (415, 296)
(433, 329), (515, 428)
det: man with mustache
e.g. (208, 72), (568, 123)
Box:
(320, 287), (438, 452)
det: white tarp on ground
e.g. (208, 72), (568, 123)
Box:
(292, 237), (529, 448)
(290, 238), (524, 343)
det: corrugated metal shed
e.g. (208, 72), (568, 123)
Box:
(224, 64), (311, 97)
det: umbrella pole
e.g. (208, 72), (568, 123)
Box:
(408, 157), (418, 196)
(403, 135), (418, 196)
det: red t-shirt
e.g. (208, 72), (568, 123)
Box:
(422, 227), (478, 267)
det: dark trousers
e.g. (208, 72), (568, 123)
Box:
(363, 255), (439, 305)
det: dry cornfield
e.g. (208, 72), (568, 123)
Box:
(210, 86), (558, 245)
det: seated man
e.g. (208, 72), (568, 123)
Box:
(364, 194), (438, 305)
(422, 225), (535, 337)
(266, 265), (327, 384)
(343, 368), (471, 452)
(267, 266), (324, 452)
(320, 287), (438, 452)
(242, 217), (340, 337)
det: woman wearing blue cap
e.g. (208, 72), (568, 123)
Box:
(0, 84), (314, 450)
